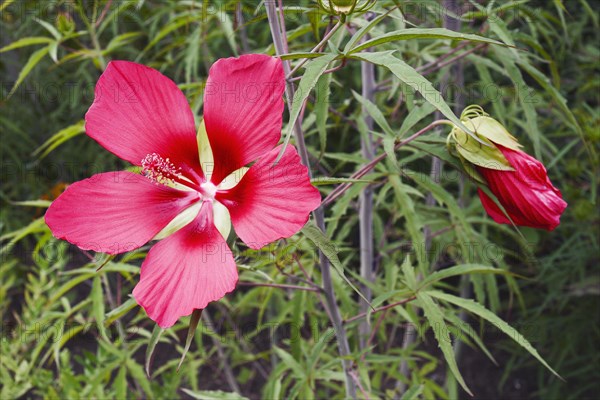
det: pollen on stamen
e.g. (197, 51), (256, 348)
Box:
(141, 153), (182, 185)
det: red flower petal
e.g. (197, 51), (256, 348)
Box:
(216, 145), (321, 249)
(204, 54), (285, 184)
(478, 145), (567, 231)
(85, 61), (202, 181)
(477, 188), (512, 225)
(132, 201), (238, 328)
(45, 172), (198, 254)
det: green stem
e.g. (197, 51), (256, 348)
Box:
(358, 32), (375, 350)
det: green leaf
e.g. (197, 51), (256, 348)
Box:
(145, 324), (164, 377)
(34, 120), (85, 158)
(443, 311), (497, 365)
(397, 102), (436, 138)
(279, 52), (327, 60)
(315, 72), (332, 157)
(401, 384), (424, 400)
(115, 365), (127, 400)
(34, 18), (62, 40)
(301, 221), (371, 307)
(126, 359), (153, 397)
(273, 347), (306, 378)
(348, 28), (506, 54)
(106, 32), (144, 52)
(343, 10), (391, 53)
(428, 290), (562, 379)
(181, 389), (250, 400)
(217, 11), (238, 56)
(91, 276), (108, 340)
(0, 37), (53, 53)
(178, 309), (203, 371)
(417, 292), (473, 396)
(281, 53), (338, 159)
(499, 50), (542, 159)
(48, 41), (58, 63)
(389, 175), (426, 273)
(517, 61), (586, 151)
(352, 90), (396, 137)
(307, 328), (336, 370)
(351, 51), (475, 138)
(419, 264), (511, 290)
(10, 200), (52, 208)
(401, 256), (417, 291)
(6, 46), (49, 99)
(139, 14), (199, 57)
(105, 298), (137, 325)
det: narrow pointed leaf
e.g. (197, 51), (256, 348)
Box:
(302, 221), (372, 307)
(428, 290), (562, 379)
(351, 51), (478, 140)
(419, 264), (512, 290)
(281, 53), (338, 159)
(145, 324), (165, 377)
(6, 46), (49, 99)
(178, 308), (203, 371)
(417, 292), (473, 396)
(348, 28), (506, 54)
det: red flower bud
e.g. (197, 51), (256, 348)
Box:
(477, 145), (567, 231)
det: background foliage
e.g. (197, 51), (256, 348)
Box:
(1, 0), (598, 399)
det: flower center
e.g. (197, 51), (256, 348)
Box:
(200, 181), (217, 200)
(141, 153), (182, 185)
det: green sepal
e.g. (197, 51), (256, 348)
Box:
(456, 151), (486, 183)
(463, 116), (522, 151)
(452, 127), (513, 171)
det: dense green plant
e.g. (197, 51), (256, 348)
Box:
(1, 0), (598, 399)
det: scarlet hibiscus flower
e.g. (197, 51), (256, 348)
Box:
(448, 106), (567, 231)
(45, 55), (321, 328)
(476, 145), (567, 231)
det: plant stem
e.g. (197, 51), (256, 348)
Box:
(266, 3), (357, 398)
(344, 296), (416, 324)
(358, 32), (375, 350)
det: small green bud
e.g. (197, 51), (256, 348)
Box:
(317, 0), (374, 15)
(56, 13), (75, 35)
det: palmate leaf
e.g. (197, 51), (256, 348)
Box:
(416, 292), (473, 396)
(427, 290), (562, 380)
